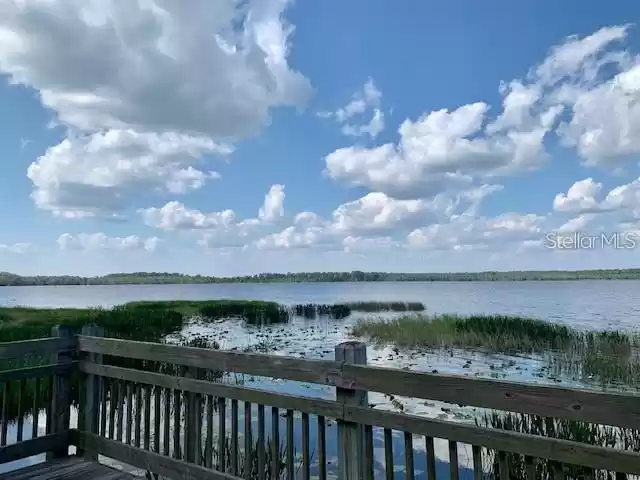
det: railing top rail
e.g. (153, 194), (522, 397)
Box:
(0, 336), (76, 360)
(78, 335), (640, 430)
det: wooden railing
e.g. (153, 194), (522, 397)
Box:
(1, 325), (640, 479)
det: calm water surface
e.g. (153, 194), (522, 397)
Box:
(1, 280), (639, 330)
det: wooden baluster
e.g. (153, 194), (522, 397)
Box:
(231, 399), (239, 475)
(154, 386), (161, 454)
(364, 424), (374, 480)
(125, 382), (133, 445)
(301, 412), (310, 480)
(144, 384), (151, 450)
(449, 441), (459, 480)
(425, 436), (436, 480)
(31, 377), (40, 440)
(116, 379), (125, 441)
(134, 383), (142, 448)
(318, 416), (327, 480)
(244, 402), (252, 479)
(525, 455), (536, 480)
(173, 385), (181, 459)
(17, 379), (26, 442)
(499, 452), (509, 480)
(99, 378), (107, 437)
(384, 428), (394, 480)
(108, 380), (117, 439)
(271, 407), (279, 480)
(473, 446), (483, 480)
(405, 432), (415, 480)
(286, 409), (294, 480)
(257, 404), (265, 478)
(1, 382), (9, 446)
(205, 395), (214, 468)
(163, 388), (171, 457)
(218, 397), (226, 472)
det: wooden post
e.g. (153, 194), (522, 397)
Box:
(79, 324), (104, 459)
(47, 325), (75, 460)
(336, 341), (368, 480)
(184, 366), (198, 463)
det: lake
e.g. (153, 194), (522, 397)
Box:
(1, 280), (638, 331)
(1, 280), (638, 477)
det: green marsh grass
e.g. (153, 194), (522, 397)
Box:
(352, 314), (640, 387)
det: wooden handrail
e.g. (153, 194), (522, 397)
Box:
(78, 334), (640, 429)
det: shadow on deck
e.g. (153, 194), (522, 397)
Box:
(0, 457), (137, 480)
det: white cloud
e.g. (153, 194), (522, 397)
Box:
(28, 130), (227, 218)
(140, 201), (235, 231)
(0, 243), (31, 254)
(259, 184), (286, 222)
(325, 101), (556, 199)
(0, 0), (311, 139)
(331, 192), (433, 235)
(255, 226), (320, 250)
(324, 25), (639, 201)
(318, 78), (385, 139)
(1, 0), (311, 217)
(408, 212), (545, 251)
(556, 214), (595, 234)
(58, 233), (161, 252)
(553, 178), (604, 213)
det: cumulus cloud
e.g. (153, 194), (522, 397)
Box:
(318, 78), (385, 139)
(255, 226), (320, 250)
(407, 213), (546, 251)
(553, 178), (605, 213)
(324, 25), (639, 200)
(28, 130), (228, 218)
(58, 233), (161, 252)
(0, 0), (311, 138)
(259, 184), (285, 222)
(0, 0), (311, 216)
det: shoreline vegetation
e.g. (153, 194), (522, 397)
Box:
(3, 268), (640, 286)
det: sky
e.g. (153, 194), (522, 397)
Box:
(1, 0), (640, 276)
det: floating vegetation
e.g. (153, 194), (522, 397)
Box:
(291, 301), (425, 319)
(344, 301), (425, 312)
(478, 411), (634, 479)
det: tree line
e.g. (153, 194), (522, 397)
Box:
(2, 269), (640, 286)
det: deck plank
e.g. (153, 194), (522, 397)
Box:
(0, 456), (138, 480)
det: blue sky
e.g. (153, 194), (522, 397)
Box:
(1, 0), (640, 276)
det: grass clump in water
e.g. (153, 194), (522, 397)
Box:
(345, 301), (425, 312)
(352, 314), (576, 354)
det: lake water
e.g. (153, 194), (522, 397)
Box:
(1, 280), (638, 478)
(2, 280), (639, 331)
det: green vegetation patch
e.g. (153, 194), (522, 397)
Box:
(353, 314), (640, 387)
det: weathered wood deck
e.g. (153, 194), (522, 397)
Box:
(0, 456), (137, 480)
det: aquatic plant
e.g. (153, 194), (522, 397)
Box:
(344, 301), (425, 312)
(478, 411), (634, 479)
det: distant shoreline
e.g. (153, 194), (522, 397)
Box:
(2, 269), (640, 286)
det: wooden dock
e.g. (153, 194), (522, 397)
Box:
(0, 457), (136, 480)
(0, 325), (639, 478)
